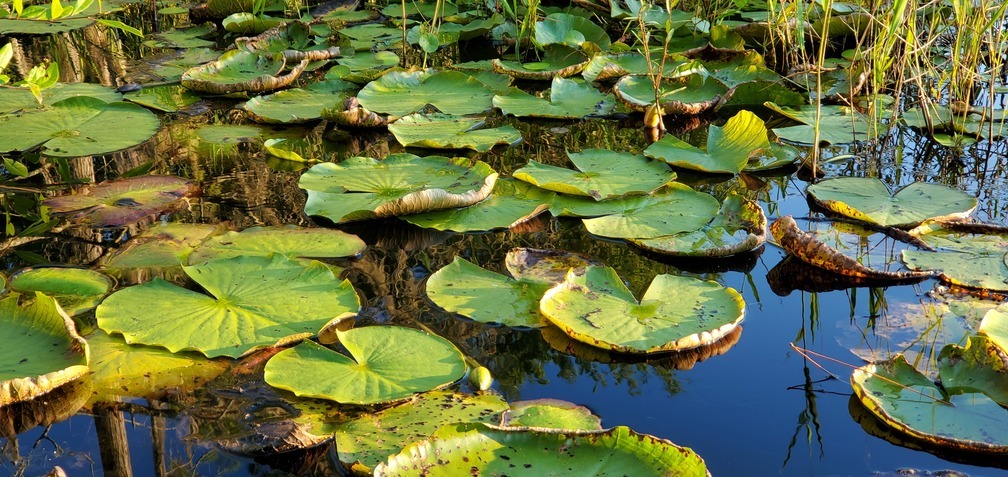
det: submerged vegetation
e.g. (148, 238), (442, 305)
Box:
(1, 0), (1008, 474)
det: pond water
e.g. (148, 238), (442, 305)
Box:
(3, 5), (1008, 477)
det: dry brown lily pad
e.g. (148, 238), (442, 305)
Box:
(43, 175), (197, 228)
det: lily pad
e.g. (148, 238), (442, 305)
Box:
(264, 326), (466, 404)
(9, 267), (113, 317)
(851, 343), (1008, 454)
(296, 391), (508, 470)
(330, 50), (400, 83)
(43, 175), (196, 228)
(188, 225), (365, 264)
(388, 113), (522, 152)
(403, 178), (553, 232)
(492, 45), (589, 80)
(901, 227), (1008, 292)
(146, 23), (217, 49)
(535, 12), (612, 50)
(644, 110), (770, 174)
(0, 293), (89, 405)
(101, 223), (221, 270)
(581, 184), (721, 239)
(374, 423), (710, 476)
(181, 50), (311, 95)
(242, 80), (357, 124)
(765, 101), (882, 145)
(96, 254), (360, 358)
(631, 193), (766, 257)
(123, 85), (201, 113)
(501, 399), (602, 430)
(505, 248), (602, 285)
(0, 82), (121, 114)
(493, 77), (615, 118)
(0, 96), (160, 157)
(514, 149), (673, 200)
(356, 70), (494, 116)
(539, 266), (745, 354)
(806, 177), (977, 228)
(613, 74), (727, 114)
(86, 330), (228, 401)
(300, 154), (498, 223)
(426, 257), (550, 328)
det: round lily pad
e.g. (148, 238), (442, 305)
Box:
(613, 74), (727, 114)
(123, 85), (201, 113)
(300, 154), (499, 223)
(9, 267), (113, 317)
(901, 226), (1008, 291)
(0, 82), (121, 114)
(43, 175), (196, 228)
(644, 110), (771, 174)
(426, 257), (550, 328)
(373, 423), (711, 476)
(188, 226), (366, 264)
(539, 266), (745, 354)
(101, 223), (222, 270)
(501, 399), (602, 430)
(0, 97), (160, 157)
(631, 193), (767, 257)
(535, 12), (611, 50)
(580, 184), (721, 240)
(513, 149), (674, 200)
(505, 248), (601, 285)
(491, 45), (589, 80)
(402, 178), (554, 232)
(979, 307), (1008, 354)
(264, 326), (466, 404)
(1, 293), (89, 405)
(388, 113), (522, 152)
(356, 70), (494, 116)
(807, 177), (978, 228)
(241, 79), (358, 124)
(493, 77), (615, 118)
(96, 254), (360, 358)
(765, 101), (881, 145)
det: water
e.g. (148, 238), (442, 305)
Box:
(3, 13), (1008, 477)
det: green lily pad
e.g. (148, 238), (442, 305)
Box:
(491, 45), (589, 80)
(765, 101), (882, 145)
(0, 97), (160, 157)
(241, 79), (357, 124)
(0, 82), (121, 114)
(631, 193), (767, 257)
(514, 149), (673, 200)
(540, 266), (745, 354)
(9, 267), (113, 317)
(188, 225), (365, 264)
(388, 113), (522, 152)
(581, 184), (721, 239)
(505, 248), (602, 285)
(644, 110), (770, 174)
(296, 390), (508, 471)
(1, 293), (89, 405)
(851, 345), (1008, 454)
(744, 142), (802, 171)
(501, 399), (602, 430)
(101, 223), (221, 270)
(581, 52), (688, 83)
(403, 178), (553, 232)
(145, 23), (217, 49)
(374, 423), (710, 476)
(903, 105), (1008, 140)
(535, 12), (611, 50)
(980, 306), (1008, 355)
(300, 154), (499, 223)
(181, 50), (307, 95)
(330, 50), (400, 83)
(493, 77), (614, 118)
(380, 0), (458, 18)
(806, 177), (977, 228)
(43, 175), (196, 228)
(336, 23), (403, 51)
(356, 70), (494, 116)
(724, 80), (807, 108)
(123, 85), (201, 113)
(222, 12), (283, 34)
(426, 257), (550, 328)
(96, 254), (360, 358)
(613, 74), (727, 114)
(86, 330), (228, 402)
(264, 326), (466, 404)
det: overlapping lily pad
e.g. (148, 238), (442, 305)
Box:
(241, 80), (357, 123)
(123, 85), (201, 113)
(0, 82), (121, 114)
(300, 154), (498, 223)
(632, 193), (766, 257)
(765, 102), (882, 145)
(807, 177), (977, 228)
(535, 12), (612, 50)
(645, 110), (770, 174)
(388, 113), (522, 151)
(9, 267), (113, 316)
(426, 257), (550, 328)
(356, 70), (494, 116)
(493, 77), (614, 118)
(580, 184), (721, 239)
(43, 175), (196, 228)
(613, 74), (728, 114)
(980, 307), (1008, 354)
(901, 225), (1008, 291)
(403, 178), (553, 232)
(373, 423), (710, 476)
(188, 226), (365, 264)
(264, 326), (466, 404)
(101, 223), (221, 271)
(96, 254), (360, 358)
(505, 248), (601, 284)
(0, 97), (159, 157)
(501, 399), (602, 430)
(539, 266), (745, 354)
(514, 149), (673, 200)
(492, 45), (589, 80)
(1, 293), (89, 405)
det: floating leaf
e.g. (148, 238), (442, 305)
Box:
(0, 293), (89, 405)
(43, 175), (196, 228)
(613, 74), (727, 114)
(9, 267), (113, 317)
(493, 77), (614, 118)
(388, 113), (522, 152)
(300, 154), (498, 223)
(539, 266), (745, 354)
(765, 101), (882, 145)
(426, 257), (550, 328)
(403, 178), (553, 232)
(645, 110), (769, 174)
(501, 399), (602, 430)
(188, 226), (365, 264)
(632, 193), (766, 257)
(145, 23), (217, 48)
(123, 85), (201, 113)
(96, 254), (360, 358)
(980, 307), (1008, 354)
(356, 70), (493, 116)
(806, 177), (977, 228)
(580, 184), (721, 239)
(901, 226), (1008, 292)
(491, 45), (588, 80)
(101, 223), (221, 270)
(535, 12), (611, 50)
(374, 423), (710, 477)
(264, 326), (466, 404)
(242, 80), (357, 124)
(514, 149), (673, 200)
(505, 248), (601, 285)
(0, 82), (120, 114)
(0, 97), (159, 157)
